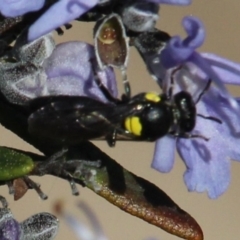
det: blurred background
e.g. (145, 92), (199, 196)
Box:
(1, 0), (240, 239)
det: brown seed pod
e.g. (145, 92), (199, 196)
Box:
(94, 13), (129, 69)
(94, 13), (131, 97)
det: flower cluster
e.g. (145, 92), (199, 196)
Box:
(1, 0), (240, 238)
(2, 0), (240, 199)
(0, 34), (117, 105)
(0, 197), (58, 239)
(151, 16), (240, 198)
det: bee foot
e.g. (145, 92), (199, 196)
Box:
(68, 178), (79, 196)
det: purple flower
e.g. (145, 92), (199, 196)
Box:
(3, 0), (190, 42)
(0, 208), (21, 240)
(55, 201), (108, 240)
(147, 0), (191, 5)
(0, 35), (118, 105)
(0, 0), (98, 42)
(0, 206), (59, 239)
(28, 0), (98, 41)
(0, 0), (45, 17)
(152, 16), (240, 198)
(43, 40), (118, 102)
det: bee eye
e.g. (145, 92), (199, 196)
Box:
(121, 1), (159, 32)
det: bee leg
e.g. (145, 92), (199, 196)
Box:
(168, 65), (182, 99)
(6, 181), (15, 195)
(197, 113), (222, 124)
(36, 148), (68, 176)
(64, 23), (72, 30)
(22, 176), (48, 200)
(0, 196), (8, 208)
(60, 159), (101, 196)
(72, 160), (102, 175)
(72, 160), (101, 178)
(33, 148), (102, 197)
(171, 131), (209, 141)
(121, 66), (131, 99)
(106, 129), (117, 147)
(195, 79), (212, 104)
(67, 177), (79, 196)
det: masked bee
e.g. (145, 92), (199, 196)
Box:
(27, 67), (220, 147)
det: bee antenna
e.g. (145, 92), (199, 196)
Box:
(197, 114), (222, 124)
(168, 65), (182, 99)
(90, 59), (120, 104)
(195, 79), (212, 104)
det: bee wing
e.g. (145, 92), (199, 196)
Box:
(28, 96), (138, 144)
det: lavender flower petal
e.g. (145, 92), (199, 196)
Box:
(0, 208), (21, 240)
(151, 136), (176, 172)
(160, 16), (240, 110)
(43, 41), (118, 102)
(177, 88), (240, 198)
(161, 16), (205, 68)
(202, 53), (240, 85)
(28, 0), (98, 41)
(57, 202), (108, 240)
(190, 52), (240, 110)
(0, 219), (21, 240)
(0, 0), (45, 17)
(177, 137), (231, 199)
(152, 58), (240, 198)
(0, 36), (117, 105)
(176, 112), (230, 199)
(146, 0), (191, 5)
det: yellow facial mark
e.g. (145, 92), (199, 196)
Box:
(145, 93), (161, 102)
(125, 117), (142, 136)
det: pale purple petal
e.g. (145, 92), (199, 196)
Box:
(0, 219), (21, 240)
(28, 0), (98, 41)
(0, 207), (21, 240)
(160, 15), (240, 111)
(146, 0), (191, 5)
(59, 202), (108, 240)
(200, 92), (240, 159)
(77, 202), (107, 240)
(0, 39), (117, 105)
(201, 53), (240, 85)
(190, 52), (240, 110)
(177, 89), (240, 198)
(177, 138), (231, 199)
(161, 16), (205, 68)
(151, 135), (176, 172)
(157, 62), (240, 198)
(43, 41), (118, 102)
(0, 0), (45, 17)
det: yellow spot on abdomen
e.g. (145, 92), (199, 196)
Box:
(125, 117), (142, 136)
(145, 93), (161, 102)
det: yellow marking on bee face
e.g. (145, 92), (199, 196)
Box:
(125, 117), (142, 136)
(145, 93), (161, 102)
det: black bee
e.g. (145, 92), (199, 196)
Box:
(27, 69), (220, 147)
